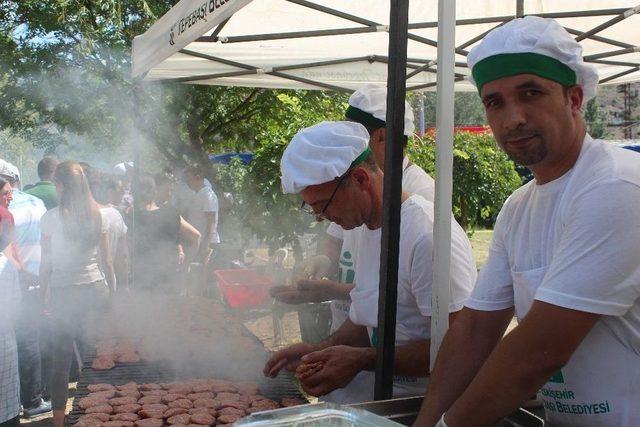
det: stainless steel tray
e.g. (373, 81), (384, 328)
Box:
(236, 402), (403, 426)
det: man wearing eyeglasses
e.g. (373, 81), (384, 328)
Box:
(263, 121), (477, 402)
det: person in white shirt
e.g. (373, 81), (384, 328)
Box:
(415, 17), (640, 427)
(264, 122), (476, 402)
(184, 167), (219, 263)
(274, 86), (436, 343)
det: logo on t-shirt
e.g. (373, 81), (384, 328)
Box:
(339, 250), (355, 284)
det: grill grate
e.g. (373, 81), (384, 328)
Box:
(68, 352), (305, 425)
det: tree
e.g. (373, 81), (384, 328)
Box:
(0, 1), (348, 174)
(407, 130), (522, 231)
(584, 97), (609, 139)
(214, 93), (348, 258)
(413, 91), (487, 128)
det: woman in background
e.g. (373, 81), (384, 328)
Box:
(125, 175), (200, 293)
(39, 161), (115, 427)
(86, 169), (130, 292)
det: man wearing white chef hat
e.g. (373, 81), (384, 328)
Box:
(264, 121), (476, 402)
(415, 16), (640, 427)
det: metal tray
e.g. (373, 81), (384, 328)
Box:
(236, 402), (403, 427)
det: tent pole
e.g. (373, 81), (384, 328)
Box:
(374, 0), (409, 401)
(600, 66), (640, 84)
(516, 0), (524, 18)
(574, 5), (640, 42)
(418, 92), (426, 136)
(564, 27), (634, 48)
(430, 0), (456, 371)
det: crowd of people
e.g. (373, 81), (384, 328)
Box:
(0, 157), (220, 427)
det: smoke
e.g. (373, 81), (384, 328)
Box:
(4, 38), (324, 390)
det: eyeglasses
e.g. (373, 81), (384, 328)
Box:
(300, 171), (350, 221)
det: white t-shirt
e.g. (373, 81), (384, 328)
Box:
(100, 206), (127, 291)
(186, 186), (219, 244)
(40, 207), (108, 288)
(327, 157), (436, 327)
(349, 195), (476, 342)
(100, 206), (127, 262)
(324, 196), (476, 403)
(466, 135), (640, 427)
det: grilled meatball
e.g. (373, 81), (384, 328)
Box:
(164, 408), (189, 418)
(215, 393), (239, 402)
(113, 404), (142, 414)
(139, 409), (164, 419)
(190, 412), (215, 426)
(117, 390), (142, 399)
(141, 403), (168, 413)
(168, 399), (193, 409)
(138, 395), (163, 405)
(92, 356), (115, 370)
(188, 408), (216, 417)
(135, 418), (164, 427)
(111, 413), (140, 422)
(167, 413), (191, 425)
(86, 404), (113, 414)
(117, 382), (139, 391)
(87, 384), (116, 392)
(109, 397), (138, 406)
(162, 393), (187, 403)
(88, 390), (117, 400)
(78, 396), (108, 410)
(187, 392), (213, 401)
(217, 407), (244, 417)
(77, 414), (111, 423)
(192, 399), (218, 409)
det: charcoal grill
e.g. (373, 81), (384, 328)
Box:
(68, 347), (306, 425)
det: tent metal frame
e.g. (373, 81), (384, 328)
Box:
(175, 4), (640, 92)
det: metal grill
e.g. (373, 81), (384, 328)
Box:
(68, 351), (305, 425)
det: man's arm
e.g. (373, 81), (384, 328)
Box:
(299, 312), (460, 396)
(441, 301), (600, 427)
(414, 307), (514, 427)
(197, 211), (215, 261)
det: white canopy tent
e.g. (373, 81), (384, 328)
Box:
(133, 1), (640, 91)
(132, 0), (640, 400)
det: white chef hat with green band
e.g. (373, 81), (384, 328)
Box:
(346, 84), (415, 137)
(280, 121), (372, 194)
(467, 16), (599, 105)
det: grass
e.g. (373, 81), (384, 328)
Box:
(469, 229), (493, 269)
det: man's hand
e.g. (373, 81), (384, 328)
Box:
(263, 342), (322, 378)
(296, 345), (371, 396)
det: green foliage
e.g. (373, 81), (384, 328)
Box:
(584, 97), (609, 139)
(407, 130), (522, 230)
(413, 92), (487, 127)
(214, 91), (348, 255)
(0, 130), (38, 183)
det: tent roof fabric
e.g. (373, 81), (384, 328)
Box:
(133, 0), (640, 92)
